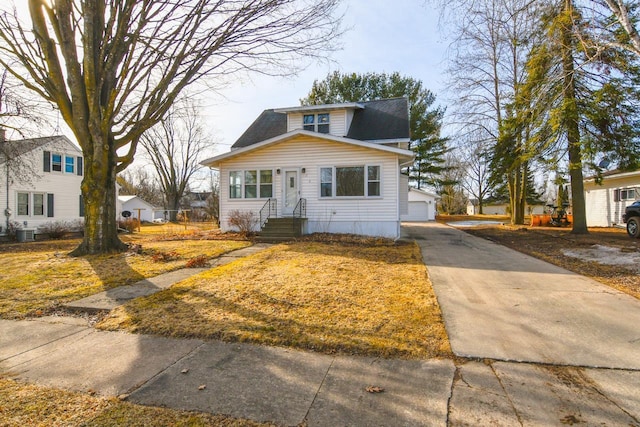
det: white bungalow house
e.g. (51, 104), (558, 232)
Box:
(0, 133), (84, 235)
(584, 169), (640, 227)
(202, 98), (414, 239)
(401, 187), (439, 221)
(118, 195), (163, 223)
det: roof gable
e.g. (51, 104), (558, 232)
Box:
(0, 135), (80, 164)
(230, 98), (409, 149)
(203, 129), (414, 168)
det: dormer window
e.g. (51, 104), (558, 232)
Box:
(303, 113), (330, 134)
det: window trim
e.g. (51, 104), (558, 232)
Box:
(64, 155), (75, 174)
(318, 165), (383, 199)
(302, 113), (330, 134)
(15, 191), (49, 217)
(51, 153), (63, 172)
(619, 187), (639, 201)
(228, 169), (274, 200)
(33, 193), (45, 216)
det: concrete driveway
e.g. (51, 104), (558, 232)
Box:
(403, 222), (640, 370)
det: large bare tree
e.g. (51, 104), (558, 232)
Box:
(0, 0), (341, 254)
(140, 98), (210, 221)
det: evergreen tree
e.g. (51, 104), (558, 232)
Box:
(301, 71), (449, 188)
(515, 0), (640, 233)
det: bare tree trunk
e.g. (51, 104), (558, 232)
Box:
(71, 134), (127, 255)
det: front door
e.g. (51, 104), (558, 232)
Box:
(283, 169), (299, 215)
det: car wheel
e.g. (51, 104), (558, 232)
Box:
(627, 217), (640, 238)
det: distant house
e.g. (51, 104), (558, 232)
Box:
(584, 169), (640, 227)
(0, 133), (84, 234)
(202, 98), (414, 239)
(401, 187), (439, 221)
(118, 195), (163, 223)
(466, 199), (545, 216)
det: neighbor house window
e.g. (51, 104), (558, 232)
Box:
(17, 192), (29, 216)
(229, 169), (274, 199)
(614, 188), (639, 201)
(33, 193), (45, 216)
(303, 113), (330, 134)
(320, 165), (382, 198)
(52, 153), (62, 172)
(65, 156), (75, 173)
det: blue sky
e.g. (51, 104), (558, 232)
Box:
(204, 0), (449, 155)
(6, 1), (449, 158)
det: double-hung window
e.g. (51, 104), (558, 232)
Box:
(229, 169), (273, 199)
(320, 165), (381, 198)
(52, 154), (62, 172)
(33, 193), (45, 216)
(65, 156), (75, 173)
(17, 192), (29, 216)
(303, 113), (330, 134)
(614, 188), (639, 201)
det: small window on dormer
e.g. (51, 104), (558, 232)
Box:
(303, 114), (315, 131)
(317, 113), (330, 134)
(303, 113), (330, 133)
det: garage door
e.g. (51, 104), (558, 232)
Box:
(401, 201), (430, 221)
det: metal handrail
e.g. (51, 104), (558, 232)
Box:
(292, 198), (306, 233)
(259, 198), (277, 228)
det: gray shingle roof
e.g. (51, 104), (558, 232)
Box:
(231, 109), (288, 149)
(230, 98), (409, 149)
(346, 98), (410, 141)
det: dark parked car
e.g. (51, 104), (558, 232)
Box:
(623, 200), (640, 238)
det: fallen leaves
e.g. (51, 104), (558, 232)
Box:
(365, 386), (385, 393)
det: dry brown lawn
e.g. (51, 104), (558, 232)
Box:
(98, 239), (451, 360)
(0, 228), (249, 319)
(0, 378), (271, 427)
(462, 224), (640, 299)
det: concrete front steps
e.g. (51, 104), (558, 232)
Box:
(256, 217), (305, 243)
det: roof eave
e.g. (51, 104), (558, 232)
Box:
(273, 102), (365, 114)
(201, 130), (414, 168)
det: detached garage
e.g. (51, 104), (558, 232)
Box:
(401, 188), (439, 221)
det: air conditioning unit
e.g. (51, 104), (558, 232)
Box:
(17, 229), (35, 242)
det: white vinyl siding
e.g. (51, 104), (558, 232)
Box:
(584, 172), (640, 227)
(287, 110), (347, 136)
(0, 137), (84, 232)
(218, 135), (402, 237)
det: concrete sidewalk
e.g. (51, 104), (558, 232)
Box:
(0, 318), (454, 426)
(64, 243), (272, 312)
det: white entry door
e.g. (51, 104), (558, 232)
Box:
(283, 169), (299, 215)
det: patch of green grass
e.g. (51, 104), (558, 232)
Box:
(0, 378), (272, 426)
(99, 241), (452, 360)
(0, 238), (250, 319)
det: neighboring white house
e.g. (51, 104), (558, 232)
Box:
(118, 195), (163, 223)
(466, 200), (545, 216)
(584, 169), (640, 227)
(401, 187), (439, 221)
(202, 98), (414, 239)
(1, 134), (84, 234)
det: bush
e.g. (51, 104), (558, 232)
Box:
(227, 210), (258, 236)
(151, 251), (180, 262)
(5, 221), (22, 241)
(118, 218), (140, 233)
(39, 220), (72, 239)
(186, 255), (208, 268)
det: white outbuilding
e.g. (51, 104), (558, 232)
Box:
(401, 187), (439, 221)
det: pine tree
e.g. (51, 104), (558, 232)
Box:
(301, 71), (449, 188)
